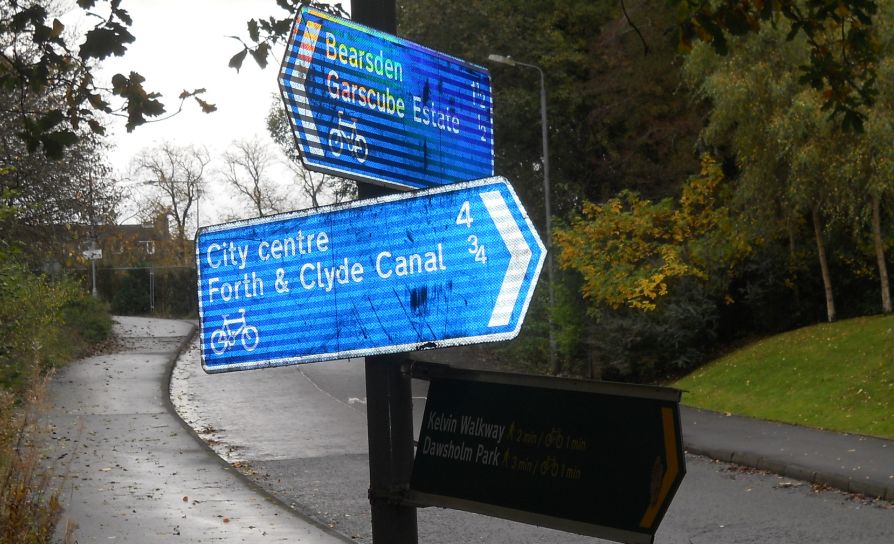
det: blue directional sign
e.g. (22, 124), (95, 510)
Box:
(278, 6), (494, 190)
(196, 177), (545, 373)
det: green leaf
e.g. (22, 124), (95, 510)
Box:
(38, 111), (65, 131)
(79, 22), (135, 60)
(113, 7), (133, 26)
(51, 18), (64, 39)
(250, 43), (270, 69)
(839, 109), (866, 133)
(722, 6), (750, 36)
(110, 73), (128, 92)
(33, 23), (54, 44)
(248, 19), (260, 43)
(229, 48), (248, 72)
(271, 17), (292, 36)
(11, 5), (48, 32)
(142, 100), (165, 117)
(41, 130), (79, 159)
(179, 88), (207, 99)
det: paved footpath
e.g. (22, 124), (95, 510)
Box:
(46, 316), (349, 543)
(44, 315), (892, 543)
(683, 407), (894, 501)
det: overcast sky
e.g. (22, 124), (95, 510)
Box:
(73, 0), (323, 225)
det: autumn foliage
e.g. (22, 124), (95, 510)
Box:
(556, 155), (749, 313)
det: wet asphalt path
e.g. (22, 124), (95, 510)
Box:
(172, 336), (894, 544)
(46, 316), (348, 543)
(172, 340), (594, 543)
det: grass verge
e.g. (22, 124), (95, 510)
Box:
(674, 314), (894, 439)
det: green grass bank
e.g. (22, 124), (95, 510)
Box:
(674, 314), (894, 439)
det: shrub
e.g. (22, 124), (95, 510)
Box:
(61, 294), (113, 354)
(109, 268), (150, 315)
(0, 256), (113, 390)
(0, 260), (70, 389)
(0, 255), (106, 544)
(0, 364), (75, 544)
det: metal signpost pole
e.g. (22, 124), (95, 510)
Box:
(351, 2), (417, 543)
(91, 254), (98, 297)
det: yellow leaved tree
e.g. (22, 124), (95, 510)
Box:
(555, 155), (750, 313)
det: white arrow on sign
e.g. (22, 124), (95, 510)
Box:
(481, 191), (533, 327)
(282, 19), (324, 157)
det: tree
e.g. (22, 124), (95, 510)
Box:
(388, 0), (704, 375)
(0, 123), (120, 265)
(0, 0), (214, 159)
(554, 155), (749, 379)
(583, 0), (705, 200)
(684, 20), (847, 322)
(266, 103), (355, 207)
(672, 0), (880, 131)
(220, 138), (284, 218)
(555, 155), (748, 312)
(836, 63), (894, 314)
(132, 142), (209, 262)
(860, 111), (894, 314)
(1, 1), (123, 263)
(685, 5), (894, 320)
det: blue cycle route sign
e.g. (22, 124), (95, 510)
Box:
(279, 6), (494, 190)
(196, 177), (545, 373)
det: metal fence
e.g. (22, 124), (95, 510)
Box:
(67, 266), (198, 318)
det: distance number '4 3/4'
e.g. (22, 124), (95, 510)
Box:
(456, 201), (487, 264)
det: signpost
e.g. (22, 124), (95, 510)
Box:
(408, 364), (686, 544)
(279, 6), (494, 190)
(82, 248), (102, 260)
(196, 177), (545, 373)
(83, 242), (101, 298)
(194, 4), (687, 543)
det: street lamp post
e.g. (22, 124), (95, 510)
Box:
(87, 171), (99, 298)
(487, 54), (558, 374)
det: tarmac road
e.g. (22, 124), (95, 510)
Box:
(171, 334), (894, 544)
(37, 315), (893, 543)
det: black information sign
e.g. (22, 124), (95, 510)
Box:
(408, 369), (685, 544)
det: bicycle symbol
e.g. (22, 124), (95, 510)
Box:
(210, 308), (260, 355)
(328, 111), (368, 163)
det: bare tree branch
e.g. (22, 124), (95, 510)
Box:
(220, 138), (283, 218)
